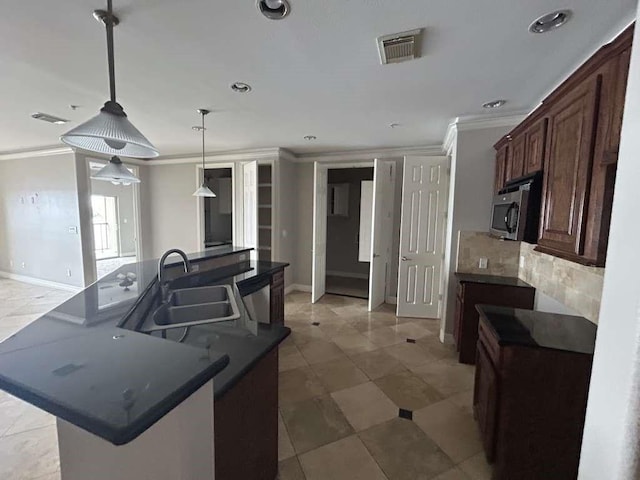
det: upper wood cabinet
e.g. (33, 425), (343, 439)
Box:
(538, 76), (600, 257)
(505, 133), (525, 182)
(494, 143), (508, 193)
(492, 24), (633, 266)
(524, 118), (547, 174)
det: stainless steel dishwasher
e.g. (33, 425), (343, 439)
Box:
(240, 275), (271, 324)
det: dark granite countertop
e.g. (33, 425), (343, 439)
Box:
(455, 272), (533, 288)
(476, 305), (597, 355)
(0, 246), (289, 445)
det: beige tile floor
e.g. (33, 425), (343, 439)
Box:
(279, 291), (492, 480)
(0, 279), (492, 480)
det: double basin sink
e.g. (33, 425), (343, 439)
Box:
(142, 285), (241, 333)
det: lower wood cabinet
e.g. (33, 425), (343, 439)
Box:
(453, 276), (535, 364)
(474, 314), (594, 480)
(270, 269), (285, 324)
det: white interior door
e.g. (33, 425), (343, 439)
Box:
(397, 156), (449, 318)
(242, 161), (258, 260)
(312, 163), (328, 303)
(359, 181), (374, 262)
(368, 160), (396, 311)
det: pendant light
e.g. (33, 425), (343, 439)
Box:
(193, 109), (216, 198)
(60, 0), (159, 158)
(92, 156), (140, 185)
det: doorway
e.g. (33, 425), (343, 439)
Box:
(203, 168), (233, 249)
(89, 161), (140, 279)
(325, 167), (374, 299)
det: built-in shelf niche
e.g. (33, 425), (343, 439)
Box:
(258, 164), (273, 261)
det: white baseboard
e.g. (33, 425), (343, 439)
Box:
(326, 270), (369, 280)
(0, 271), (82, 293)
(386, 296), (397, 305)
(286, 284), (312, 294)
(440, 331), (455, 345)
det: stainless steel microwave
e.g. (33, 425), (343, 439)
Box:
(490, 172), (542, 243)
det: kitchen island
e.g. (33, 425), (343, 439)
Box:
(0, 246), (290, 480)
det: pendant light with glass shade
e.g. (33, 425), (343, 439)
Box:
(60, 0), (159, 159)
(193, 109), (216, 198)
(92, 156), (140, 186)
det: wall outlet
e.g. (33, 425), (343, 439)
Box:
(66, 268), (72, 277)
(478, 257), (488, 269)
(21, 262), (26, 269)
(9, 260), (13, 268)
(519, 255), (525, 268)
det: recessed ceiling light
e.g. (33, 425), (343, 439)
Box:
(231, 82), (252, 93)
(31, 112), (69, 125)
(529, 10), (572, 34)
(257, 0), (290, 20)
(482, 99), (507, 109)
(304, 135), (317, 141)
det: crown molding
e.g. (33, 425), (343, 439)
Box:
(145, 147), (285, 166)
(293, 145), (444, 163)
(453, 112), (530, 132)
(0, 145), (74, 162)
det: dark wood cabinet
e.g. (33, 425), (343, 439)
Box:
(270, 269), (285, 324)
(493, 24), (633, 267)
(505, 133), (525, 182)
(453, 276), (535, 364)
(474, 309), (595, 480)
(474, 340), (499, 461)
(538, 75), (600, 257)
(494, 143), (508, 193)
(524, 117), (547, 174)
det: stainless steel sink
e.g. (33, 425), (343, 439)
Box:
(142, 285), (241, 332)
(169, 285), (232, 306)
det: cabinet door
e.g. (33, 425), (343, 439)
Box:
(609, 47), (631, 154)
(453, 294), (463, 350)
(270, 270), (285, 324)
(538, 76), (600, 256)
(494, 144), (508, 193)
(525, 118), (547, 174)
(474, 341), (499, 461)
(505, 134), (525, 182)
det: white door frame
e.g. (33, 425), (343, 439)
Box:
(312, 161), (374, 303)
(195, 162), (236, 250)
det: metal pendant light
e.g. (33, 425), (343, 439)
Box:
(60, 0), (159, 158)
(92, 156), (140, 185)
(193, 109), (216, 198)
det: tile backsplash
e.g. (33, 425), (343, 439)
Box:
(456, 231), (520, 276)
(456, 231), (605, 323)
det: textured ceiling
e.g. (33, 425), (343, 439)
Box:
(0, 0), (635, 156)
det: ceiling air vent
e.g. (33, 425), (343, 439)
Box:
(377, 29), (423, 65)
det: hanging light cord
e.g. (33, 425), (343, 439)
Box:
(201, 111), (206, 178)
(106, 0), (116, 102)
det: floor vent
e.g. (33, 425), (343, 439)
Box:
(377, 29), (423, 65)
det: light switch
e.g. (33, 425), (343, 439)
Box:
(479, 257), (488, 269)
(68, 226), (78, 234)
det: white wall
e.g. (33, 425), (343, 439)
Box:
(146, 163), (201, 258)
(0, 153), (86, 287)
(579, 7), (640, 478)
(276, 157), (297, 288)
(441, 124), (514, 339)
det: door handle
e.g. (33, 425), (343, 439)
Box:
(373, 254), (380, 258)
(401, 256), (411, 261)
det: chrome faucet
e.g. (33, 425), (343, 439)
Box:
(157, 249), (192, 300)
